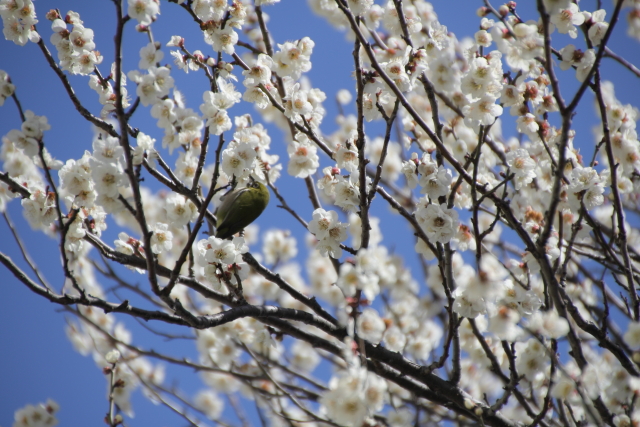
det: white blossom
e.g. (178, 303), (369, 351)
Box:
(415, 203), (459, 244)
(128, 0), (160, 26)
(139, 41), (164, 69)
(356, 308), (386, 344)
(550, 4), (585, 38)
(262, 229), (297, 264)
(12, 399), (59, 427)
(204, 25), (238, 54)
(505, 148), (536, 190)
(164, 193), (197, 227)
(624, 322), (640, 348)
(308, 208), (348, 258)
(287, 133), (319, 178)
(150, 223), (173, 254)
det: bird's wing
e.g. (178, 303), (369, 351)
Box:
(216, 187), (259, 238)
(216, 187), (250, 228)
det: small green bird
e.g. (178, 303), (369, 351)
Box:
(215, 178), (270, 239)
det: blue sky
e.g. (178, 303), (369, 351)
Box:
(1, 0), (639, 425)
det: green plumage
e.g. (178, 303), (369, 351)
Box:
(215, 181), (270, 239)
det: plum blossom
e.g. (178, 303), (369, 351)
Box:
(320, 366), (379, 426)
(586, 9), (608, 46)
(418, 164), (452, 199)
(290, 340), (320, 372)
(204, 25), (238, 54)
(550, 3), (585, 38)
(138, 42), (164, 70)
(12, 399), (59, 427)
(164, 193), (197, 227)
(205, 236), (244, 265)
(287, 133), (319, 178)
(335, 139), (359, 173)
(22, 186), (57, 229)
(308, 208), (348, 258)
(132, 132), (157, 166)
(515, 339), (548, 381)
(221, 140), (258, 180)
(128, 0), (160, 26)
(567, 166), (605, 211)
(559, 45), (596, 82)
(526, 310), (569, 338)
(262, 229), (297, 265)
(194, 390), (224, 420)
(356, 308), (386, 344)
(150, 223), (173, 254)
(283, 83), (314, 121)
(337, 260), (380, 300)
(624, 322), (640, 348)
(381, 53), (412, 93)
(505, 148), (536, 190)
(415, 203), (459, 244)
(242, 53), (273, 87)
(463, 94), (503, 126)
(383, 326), (407, 352)
(272, 37), (314, 80)
(2, 8), (39, 46)
(92, 161), (128, 198)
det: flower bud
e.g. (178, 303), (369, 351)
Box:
(476, 7), (489, 17)
(105, 349), (121, 364)
(46, 9), (60, 21)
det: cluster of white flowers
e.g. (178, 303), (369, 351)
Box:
(196, 314), (277, 376)
(89, 66), (130, 118)
(194, 2), (245, 57)
(566, 166), (606, 211)
(49, 11), (102, 76)
(12, 399), (59, 427)
(308, 208), (348, 259)
(337, 250), (379, 301)
(241, 35), (326, 134)
(128, 66), (174, 107)
(195, 235), (249, 290)
(89, 134), (130, 212)
(200, 79), (241, 136)
(505, 148), (536, 190)
(319, 363), (387, 427)
(317, 166), (364, 212)
(415, 202), (458, 244)
(287, 132), (319, 178)
(273, 38), (314, 81)
(220, 116), (280, 185)
(204, 20), (238, 55)
(0, 109), (62, 229)
(402, 152), (453, 199)
(306, 0), (640, 421)
(0, 0), (39, 46)
(154, 90), (201, 153)
(5, 110), (49, 159)
(20, 185), (56, 230)
(241, 53), (274, 109)
(262, 228), (297, 265)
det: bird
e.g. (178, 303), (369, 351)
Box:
(215, 178), (270, 239)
